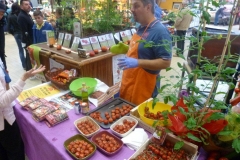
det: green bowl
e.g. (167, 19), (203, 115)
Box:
(69, 77), (97, 97)
(64, 134), (96, 160)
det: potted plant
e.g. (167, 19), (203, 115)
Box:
(149, 0), (240, 155)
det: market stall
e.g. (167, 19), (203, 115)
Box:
(14, 78), (218, 160)
(35, 43), (115, 87)
(14, 101), (138, 160)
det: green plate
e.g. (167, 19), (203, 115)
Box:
(64, 134), (96, 160)
(69, 77), (97, 97)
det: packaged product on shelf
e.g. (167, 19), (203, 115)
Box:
(27, 98), (49, 111)
(32, 103), (59, 121)
(19, 96), (39, 110)
(45, 108), (69, 127)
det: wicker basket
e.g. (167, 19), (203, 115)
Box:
(45, 67), (78, 90)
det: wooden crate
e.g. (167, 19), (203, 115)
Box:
(128, 133), (199, 160)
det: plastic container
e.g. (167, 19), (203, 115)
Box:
(87, 98), (136, 129)
(74, 116), (101, 138)
(110, 116), (138, 138)
(64, 134), (96, 160)
(69, 77), (97, 97)
(137, 100), (172, 126)
(91, 130), (123, 155)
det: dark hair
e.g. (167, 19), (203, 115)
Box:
(55, 7), (62, 16)
(20, 0), (29, 5)
(33, 10), (43, 17)
(64, 7), (74, 18)
(11, 2), (20, 15)
(141, 0), (155, 14)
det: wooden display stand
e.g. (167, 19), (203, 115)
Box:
(35, 43), (114, 86)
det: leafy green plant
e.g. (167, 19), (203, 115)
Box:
(54, 0), (130, 35)
(151, 0), (240, 153)
(79, 0), (129, 35)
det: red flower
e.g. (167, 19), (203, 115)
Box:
(168, 114), (188, 135)
(202, 119), (228, 134)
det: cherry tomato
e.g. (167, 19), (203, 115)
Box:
(219, 158), (228, 160)
(235, 88), (240, 93)
(154, 149), (159, 155)
(207, 158), (216, 160)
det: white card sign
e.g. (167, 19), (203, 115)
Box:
(97, 35), (109, 48)
(73, 22), (81, 37)
(89, 36), (101, 50)
(80, 38), (92, 52)
(106, 33), (115, 47)
(120, 30), (132, 43)
(62, 33), (72, 48)
(131, 28), (137, 35)
(71, 37), (81, 52)
(57, 32), (64, 45)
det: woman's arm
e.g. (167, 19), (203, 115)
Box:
(0, 65), (46, 108)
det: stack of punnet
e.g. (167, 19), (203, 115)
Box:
(19, 96), (69, 127)
(27, 98), (49, 112)
(45, 108), (68, 127)
(32, 102), (59, 122)
(19, 96), (39, 110)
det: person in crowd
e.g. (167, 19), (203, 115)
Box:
(32, 10), (53, 44)
(7, 2), (26, 70)
(0, 2), (7, 69)
(154, 0), (162, 20)
(235, 6), (240, 26)
(214, 6), (226, 26)
(54, 7), (63, 37)
(17, 0), (33, 71)
(117, 0), (172, 105)
(131, 0), (162, 28)
(0, 62), (45, 160)
(174, 1), (193, 56)
(1, 0), (8, 34)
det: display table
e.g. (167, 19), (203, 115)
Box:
(35, 43), (115, 86)
(14, 100), (143, 160)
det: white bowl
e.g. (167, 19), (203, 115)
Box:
(74, 116), (101, 138)
(110, 116), (138, 138)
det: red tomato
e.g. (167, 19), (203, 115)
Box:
(207, 158), (216, 160)
(235, 88), (240, 93)
(56, 45), (62, 50)
(219, 158), (228, 160)
(209, 151), (219, 158)
(89, 51), (95, 57)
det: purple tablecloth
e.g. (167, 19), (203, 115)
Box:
(14, 101), (140, 160)
(14, 100), (208, 160)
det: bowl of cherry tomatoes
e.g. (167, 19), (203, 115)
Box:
(64, 134), (96, 160)
(91, 130), (123, 155)
(74, 116), (101, 138)
(137, 100), (172, 126)
(110, 116), (138, 138)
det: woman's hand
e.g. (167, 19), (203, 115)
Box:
(21, 65), (46, 81)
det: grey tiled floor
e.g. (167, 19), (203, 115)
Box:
(5, 34), (42, 90)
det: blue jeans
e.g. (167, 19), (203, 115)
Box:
(214, 13), (220, 25)
(14, 33), (26, 69)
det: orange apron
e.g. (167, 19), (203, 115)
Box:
(120, 20), (158, 105)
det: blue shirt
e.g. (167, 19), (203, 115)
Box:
(33, 22), (53, 44)
(136, 19), (172, 97)
(154, 3), (162, 20)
